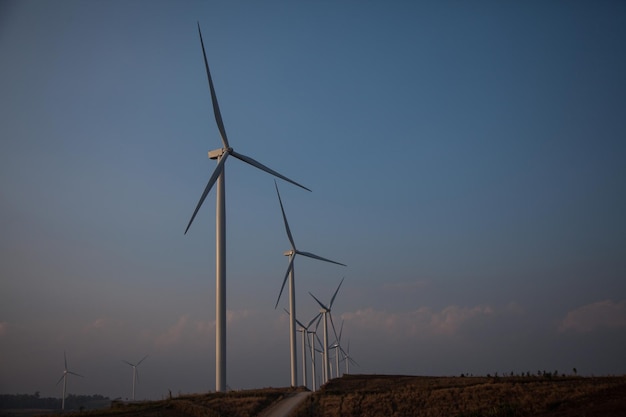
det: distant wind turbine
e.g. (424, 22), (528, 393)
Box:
(185, 23), (310, 392)
(330, 320), (344, 379)
(284, 309), (321, 389)
(342, 340), (359, 374)
(309, 277), (344, 384)
(274, 181), (346, 387)
(122, 355), (148, 401)
(56, 352), (83, 410)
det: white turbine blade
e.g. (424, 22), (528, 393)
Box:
(122, 360), (134, 367)
(56, 374), (65, 385)
(329, 277), (345, 309)
(197, 23), (229, 149)
(297, 250), (346, 267)
(274, 180), (296, 249)
(136, 355), (148, 366)
(185, 151), (229, 234)
(274, 255), (295, 309)
(68, 371), (84, 378)
(309, 291), (329, 311)
(230, 150), (311, 192)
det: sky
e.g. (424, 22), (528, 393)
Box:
(1, 0), (625, 401)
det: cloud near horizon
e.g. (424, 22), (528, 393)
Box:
(341, 304), (497, 339)
(558, 300), (626, 333)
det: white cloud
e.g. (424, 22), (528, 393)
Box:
(155, 315), (190, 349)
(558, 300), (626, 333)
(342, 304), (495, 338)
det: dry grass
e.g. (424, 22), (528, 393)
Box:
(293, 374), (626, 417)
(34, 375), (626, 417)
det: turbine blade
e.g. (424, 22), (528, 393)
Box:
(56, 374), (65, 385)
(329, 277), (345, 309)
(309, 292), (328, 311)
(283, 308), (307, 329)
(274, 255), (294, 309)
(137, 355), (148, 366)
(338, 320), (344, 343)
(306, 313), (322, 330)
(313, 313), (323, 331)
(297, 250), (346, 267)
(122, 360), (134, 367)
(68, 371), (84, 378)
(328, 313), (339, 346)
(197, 23), (229, 149)
(185, 151), (229, 234)
(315, 333), (324, 349)
(274, 181), (296, 249)
(230, 150), (311, 192)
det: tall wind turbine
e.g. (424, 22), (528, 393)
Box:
(185, 23), (310, 392)
(56, 352), (83, 410)
(274, 181), (345, 387)
(122, 355), (148, 401)
(309, 277), (344, 384)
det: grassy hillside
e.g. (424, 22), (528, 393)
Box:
(16, 375), (626, 417)
(294, 374), (626, 417)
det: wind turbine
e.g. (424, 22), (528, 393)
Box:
(309, 277), (344, 384)
(330, 320), (344, 379)
(342, 340), (359, 374)
(284, 309), (321, 389)
(56, 352), (83, 410)
(185, 23), (310, 392)
(122, 355), (148, 401)
(274, 181), (345, 387)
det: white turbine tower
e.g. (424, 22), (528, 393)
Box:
(56, 352), (83, 410)
(122, 355), (148, 401)
(185, 23), (310, 392)
(274, 181), (345, 387)
(309, 277), (344, 384)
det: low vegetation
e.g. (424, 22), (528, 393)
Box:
(5, 375), (625, 417)
(294, 374), (626, 417)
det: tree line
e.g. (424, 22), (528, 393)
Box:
(0, 392), (110, 410)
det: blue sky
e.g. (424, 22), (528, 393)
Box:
(1, 0), (625, 400)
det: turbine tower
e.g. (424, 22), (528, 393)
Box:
(185, 23), (310, 392)
(309, 277), (344, 384)
(122, 355), (148, 401)
(274, 181), (345, 387)
(56, 352), (83, 410)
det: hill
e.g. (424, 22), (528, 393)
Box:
(294, 374), (626, 417)
(11, 374), (626, 417)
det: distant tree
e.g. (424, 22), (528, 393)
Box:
(573, 367), (578, 376)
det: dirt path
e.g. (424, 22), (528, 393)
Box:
(258, 391), (311, 417)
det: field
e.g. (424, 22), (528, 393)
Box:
(7, 374), (626, 417)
